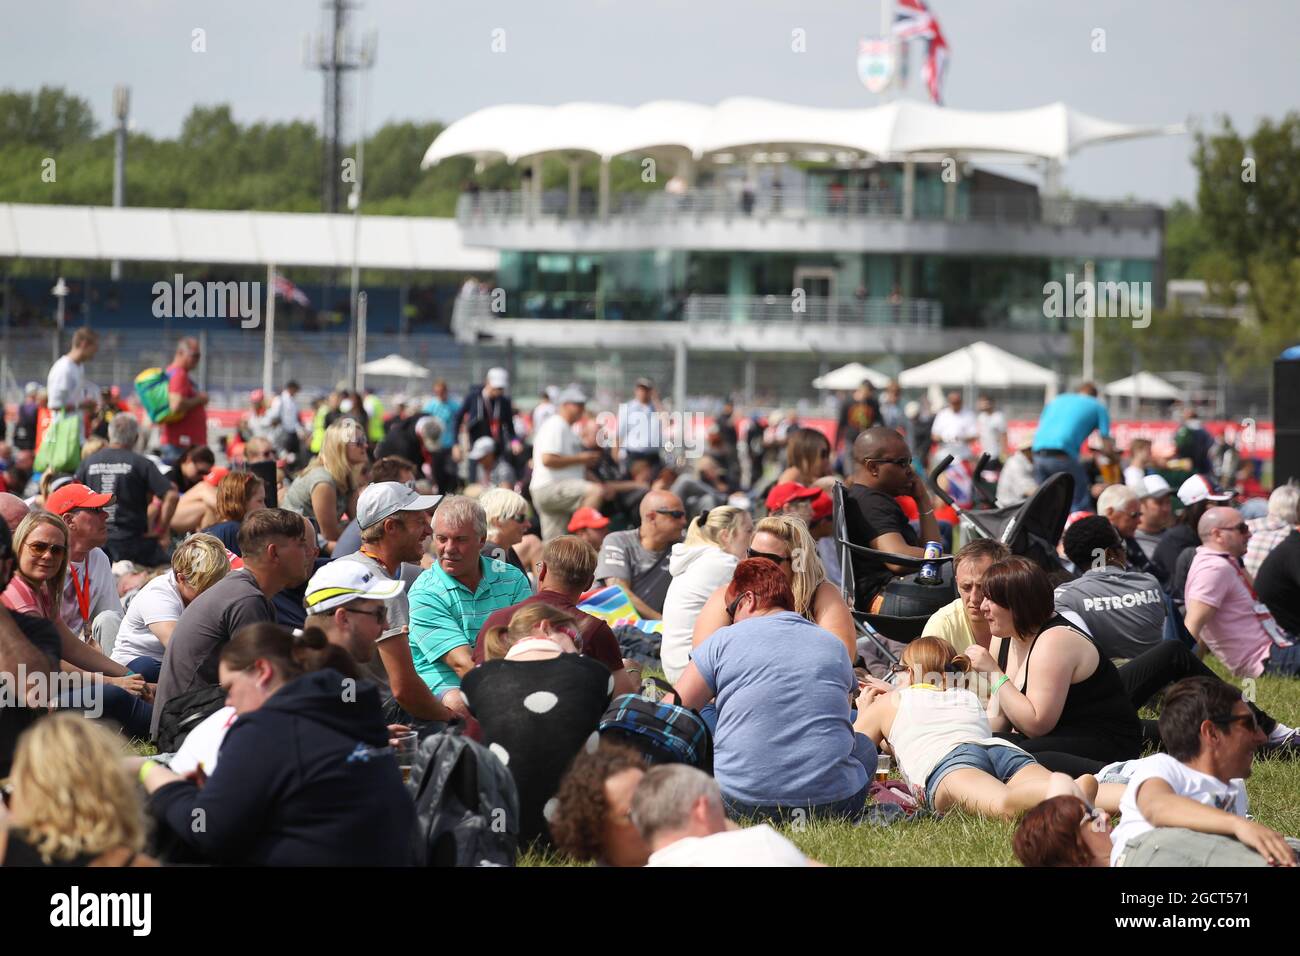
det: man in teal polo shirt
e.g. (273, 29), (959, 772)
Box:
(408, 495), (532, 715)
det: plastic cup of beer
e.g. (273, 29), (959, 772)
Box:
(394, 732), (419, 783)
(875, 754), (892, 783)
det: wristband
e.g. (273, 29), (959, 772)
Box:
(990, 675), (1011, 696)
(138, 759), (158, 786)
(919, 509), (935, 516)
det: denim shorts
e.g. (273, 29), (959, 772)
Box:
(926, 743), (1037, 799)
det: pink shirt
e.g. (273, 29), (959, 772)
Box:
(1184, 546), (1272, 678)
(2, 574), (57, 620)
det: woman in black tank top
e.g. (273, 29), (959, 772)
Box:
(967, 559), (1143, 776)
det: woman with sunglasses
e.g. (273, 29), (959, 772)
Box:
(282, 418), (370, 555)
(690, 515), (857, 664)
(137, 622), (415, 866)
(479, 487), (538, 578)
(465, 604), (615, 846)
(1012, 795), (1113, 867)
(1, 513), (151, 736)
(853, 637), (1106, 819)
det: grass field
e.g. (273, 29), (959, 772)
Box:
(521, 660), (1300, 867)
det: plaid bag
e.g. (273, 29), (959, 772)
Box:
(598, 678), (712, 772)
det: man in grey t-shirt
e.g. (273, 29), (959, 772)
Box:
(594, 491), (687, 620)
(1055, 516), (1166, 662)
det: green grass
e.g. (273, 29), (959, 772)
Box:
(522, 660), (1300, 867)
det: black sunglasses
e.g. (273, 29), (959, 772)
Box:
(655, 509), (686, 520)
(1211, 712), (1259, 733)
(864, 456), (911, 468)
(345, 606), (388, 623)
(726, 591), (752, 620)
(747, 547), (790, 564)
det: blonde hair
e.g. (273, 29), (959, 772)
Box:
(9, 713), (145, 864)
(683, 505), (750, 550)
(480, 487), (528, 534)
(753, 514), (826, 620)
(171, 532), (232, 593)
(311, 418), (366, 494)
(900, 636), (972, 689)
(81, 436), (107, 459)
(12, 511), (70, 616)
(484, 603), (578, 661)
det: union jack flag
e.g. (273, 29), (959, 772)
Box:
(892, 0), (950, 105)
(274, 273), (312, 308)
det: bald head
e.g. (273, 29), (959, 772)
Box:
(1198, 507), (1243, 541)
(853, 427), (908, 463)
(640, 490), (683, 521)
(639, 490), (686, 550)
(1198, 506), (1249, 557)
(0, 494), (29, 532)
(852, 427), (914, 495)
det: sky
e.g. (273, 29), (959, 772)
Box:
(4, 0), (1296, 206)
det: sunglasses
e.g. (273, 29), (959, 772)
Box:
(26, 540), (67, 557)
(1211, 711), (1260, 733)
(865, 456), (911, 468)
(655, 510), (686, 520)
(725, 591), (752, 620)
(888, 662), (910, 675)
(746, 547), (790, 564)
(1080, 805), (1109, 829)
(512, 513), (528, 524)
(345, 606), (388, 623)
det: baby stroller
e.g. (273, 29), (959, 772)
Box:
(834, 454), (1074, 666)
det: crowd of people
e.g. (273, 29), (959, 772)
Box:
(0, 335), (1296, 869)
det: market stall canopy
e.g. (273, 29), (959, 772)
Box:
(812, 362), (892, 391)
(422, 97), (1183, 167)
(898, 342), (1057, 390)
(359, 354), (431, 379)
(1103, 371), (1185, 401)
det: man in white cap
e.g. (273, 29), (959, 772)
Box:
(530, 384), (604, 541)
(454, 367), (517, 459)
(333, 481), (452, 725)
(468, 435), (517, 490)
(1134, 475), (1177, 568)
(303, 560), (407, 663)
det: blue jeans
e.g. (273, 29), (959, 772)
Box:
(125, 656), (163, 683)
(59, 681), (154, 740)
(926, 742), (1037, 799)
(722, 783), (871, 824)
(1033, 453), (1091, 512)
(1264, 641), (1300, 677)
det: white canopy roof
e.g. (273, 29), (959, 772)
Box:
(423, 97), (1181, 167)
(1104, 371), (1185, 401)
(359, 354), (431, 379)
(812, 362), (892, 391)
(898, 341), (1058, 390)
(0, 203), (498, 272)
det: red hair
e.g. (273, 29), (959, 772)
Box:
(1012, 796), (1094, 867)
(724, 558), (795, 613)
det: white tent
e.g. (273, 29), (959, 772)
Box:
(360, 354), (431, 379)
(423, 97), (1183, 167)
(898, 342), (1058, 393)
(812, 362), (891, 391)
(1103, 371), (1184, 401)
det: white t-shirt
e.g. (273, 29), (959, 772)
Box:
(530, 414), (584, 489)
(168, 706), (237, 775)
(646, 824), (810, 867)
(112, 571), (185, 666)
(1109, 753), (1248, 867)
(61, 547), (122, 638)
(47, 355), (95, 411)
(931, 408), (978, 446)
(976, 410), (1007, 458)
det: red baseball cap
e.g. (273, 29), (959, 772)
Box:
(46, 483), (114, 516)
(568, 507), (611, 532)
(765, 482), (820, 512)
(810, 490), (833, 523)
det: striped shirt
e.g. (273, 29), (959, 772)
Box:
(408, 555), (532, 695)
(1245, 515), (1292, 578)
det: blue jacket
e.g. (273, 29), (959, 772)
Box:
(151, 669), (416, 866)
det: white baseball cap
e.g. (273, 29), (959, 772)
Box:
(486, 367), (510, 389)
(468, 436), (497, 461)
(304, 560), (406, 614)
(356, 481), (443, 530)
(1177, 473), (1232, 507)
(1139, 474), (1175, 499)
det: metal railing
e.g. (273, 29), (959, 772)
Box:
(453, 290), (943, 329)
(456, 187), (1163, 230)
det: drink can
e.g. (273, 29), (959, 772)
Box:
(918, 540), (942, 584)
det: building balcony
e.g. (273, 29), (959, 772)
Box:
(455, 187), (1164, 260)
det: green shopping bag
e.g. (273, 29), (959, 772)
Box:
(33, 411), (82, 475)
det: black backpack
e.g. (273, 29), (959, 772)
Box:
(154, 685), (227, 753)
(408, 729), (521, 867)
